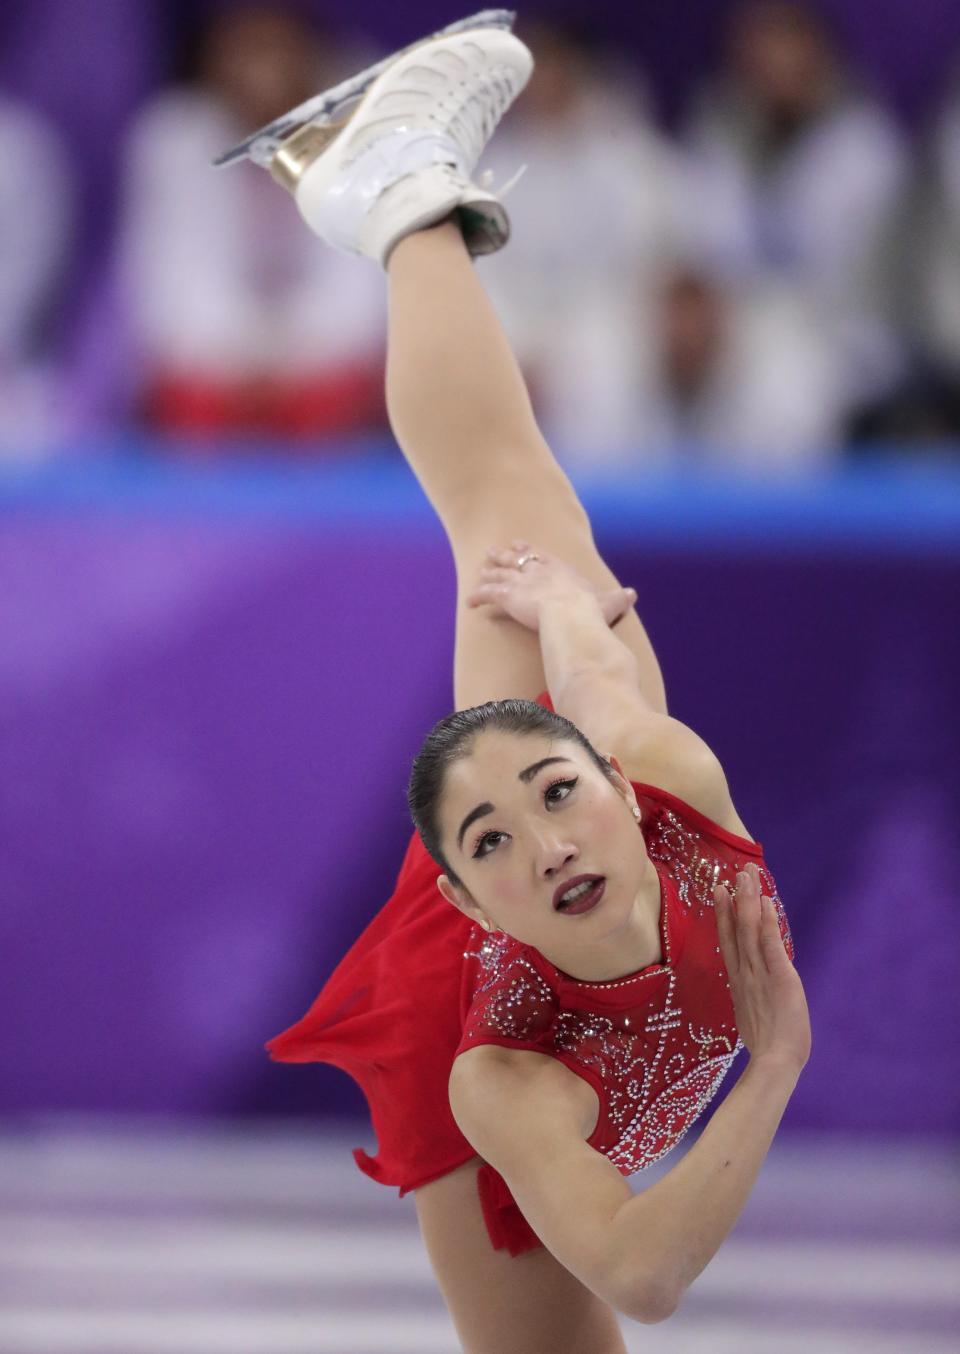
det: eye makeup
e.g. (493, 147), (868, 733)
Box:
(470, 775), (579, 858)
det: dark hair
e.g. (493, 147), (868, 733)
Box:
(407, 698), (616, 889)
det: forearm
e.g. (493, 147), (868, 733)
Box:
(538, 593), (642, 711)
(611, 1055), (800, 1318)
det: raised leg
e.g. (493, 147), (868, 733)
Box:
(386, 219), (668, 715)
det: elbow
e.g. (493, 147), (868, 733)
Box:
(627, 1289), (679, 1327)
(616, 1273), (679, 1326)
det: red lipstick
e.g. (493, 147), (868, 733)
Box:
(553, 874), (606, 914)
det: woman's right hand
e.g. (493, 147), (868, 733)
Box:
(466, 541), (637, 633)
(714, 863), (811, 1077)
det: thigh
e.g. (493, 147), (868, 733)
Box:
(449, 473), (666, 715)
(414, 1156), (628, 1354)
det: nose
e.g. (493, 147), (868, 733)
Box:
(531, 824), (579, 880)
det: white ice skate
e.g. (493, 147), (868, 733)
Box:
(213, 10), (533, 266)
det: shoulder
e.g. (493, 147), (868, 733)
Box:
(450, 1045), (598, 1146)
(607, 707), (756, 843)
(831, 96), (907, 160)
(553, 677), (756, 842)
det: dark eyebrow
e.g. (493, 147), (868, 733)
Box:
(457, 802), (494, 853)
(517, 755), (570, 784)
(455, 758), (573, 853)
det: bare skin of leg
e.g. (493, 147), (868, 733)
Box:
(415, 1157), (629, 1354)
(385, 219), (668, 716)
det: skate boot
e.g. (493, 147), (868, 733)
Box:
(214, 10), (532, 267)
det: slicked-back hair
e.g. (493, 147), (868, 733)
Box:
(407, 698), (616, 889)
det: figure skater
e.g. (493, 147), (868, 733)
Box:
(219, 13), (811, 1352)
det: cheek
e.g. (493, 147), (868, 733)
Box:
(585, 794), (633, 853)
(461, 850), (515, 905)
(486, 859), (529, 910)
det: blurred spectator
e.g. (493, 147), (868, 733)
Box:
(479, 17), (841, 474)
(682, 0), (909, 419)
(533, 260), (843, 474)
(478, 19), (689, 459)
(115, 5), (386, 443)
(0, 91), (71, 457)
(636, 266), (842, 470)
(908, 72), (960, 438)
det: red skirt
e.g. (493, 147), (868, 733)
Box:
(267, 827), (481, 1195)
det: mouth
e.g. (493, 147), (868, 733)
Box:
(553, 874), (606, 916)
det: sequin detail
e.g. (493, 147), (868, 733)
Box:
(648, 808), (793, 955)
(459, 800), (793, 1177)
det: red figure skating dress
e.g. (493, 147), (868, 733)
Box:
(268, 706), (794, 1256)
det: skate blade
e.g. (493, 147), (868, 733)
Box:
(212, 8), (516, 169)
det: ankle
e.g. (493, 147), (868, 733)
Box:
(386, 216), (468, 272)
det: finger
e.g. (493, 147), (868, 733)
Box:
(465, 583), (509, 610)
(509, 538), (531, 552)
(740, 864), (763, 897)
(600, 586), (638, 624)
(487, 547), (522, 568)
(714, 884), (740, 979)
(714, 885), (738, 976)
(734, 869), (762, 970)
(477, 565), (516, 584)
(759, 894), (792, 970)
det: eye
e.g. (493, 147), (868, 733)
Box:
(471, 777), (578, 859)
(472, 830), (506, 859)
(545, 776), (578, 805)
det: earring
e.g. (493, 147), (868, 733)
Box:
(481, 919), (492, 932)
(631, 805), (641, 820)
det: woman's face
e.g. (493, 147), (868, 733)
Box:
(434, 730), (650, 957)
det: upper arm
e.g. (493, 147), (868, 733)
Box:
(448, 1049), (656, 1321)
(555, 672), (756, 841)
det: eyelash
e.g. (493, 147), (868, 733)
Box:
(471, 776), (579, 859)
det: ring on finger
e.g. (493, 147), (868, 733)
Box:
(516, 553), (540, 570)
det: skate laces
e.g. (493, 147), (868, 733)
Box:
(478, 162), (527, 197)
(449, 64), (522, 169)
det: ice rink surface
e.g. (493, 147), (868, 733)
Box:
(0, 1123), (956, 1353)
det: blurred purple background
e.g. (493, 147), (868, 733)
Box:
(2, 458), (958, 1137)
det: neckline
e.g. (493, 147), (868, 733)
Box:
(531, 860), (674, 991)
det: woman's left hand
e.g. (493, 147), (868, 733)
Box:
(465, 541), (636, 633)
